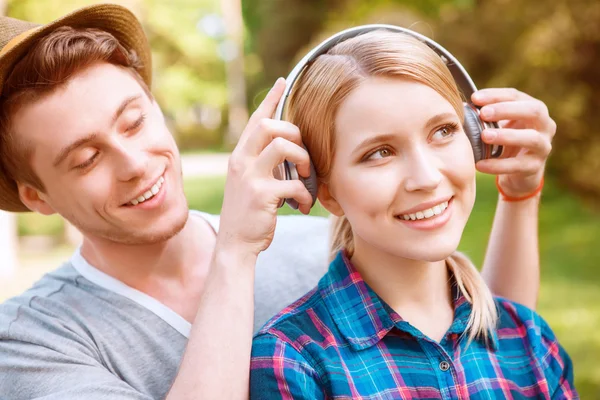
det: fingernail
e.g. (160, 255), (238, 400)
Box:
(472, 91), (483, 101)
(270, 77), (282, 90)
(481, 107), (494, 119)
(485, 129), (497, 140)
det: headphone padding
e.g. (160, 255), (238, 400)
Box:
(463, 104), (485, 162)
(284, 158), (319, 210)
(301, 161), (319, 206)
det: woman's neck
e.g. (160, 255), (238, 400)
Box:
(350, 237), (455, 342)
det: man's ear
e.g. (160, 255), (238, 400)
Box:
(317, 182), (344, 217)
(17, 184), (56, 215)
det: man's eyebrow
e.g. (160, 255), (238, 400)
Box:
(52, 95), (142, 167)
(53, 133), (98, 167)
(112, 95), (142, 126)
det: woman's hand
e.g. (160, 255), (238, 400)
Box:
(471, 88), (556, 198)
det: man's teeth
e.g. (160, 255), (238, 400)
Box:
(130, 176), (165, 206)
(400, 201), (449, 221)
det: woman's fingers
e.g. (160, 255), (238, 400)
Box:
(471, 88), (534, 105)
(478, 100), (554, 133)
(476, 156), (543, 176)
(481, 128), (552, 157)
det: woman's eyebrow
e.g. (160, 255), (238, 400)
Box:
(424, 112), (459, 129)
(350, 112), (460, 157)
(351, 133), (397, 157)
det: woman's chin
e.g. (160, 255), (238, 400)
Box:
(393, 241), (459, 263)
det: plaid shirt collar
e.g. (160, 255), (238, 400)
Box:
(318, 251), (499, 351)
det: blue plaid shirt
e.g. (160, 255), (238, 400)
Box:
(250, 251), (577, 399)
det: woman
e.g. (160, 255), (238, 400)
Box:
(250, 30), (576, 399)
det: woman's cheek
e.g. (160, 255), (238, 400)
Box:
(338, 166), (398, 213)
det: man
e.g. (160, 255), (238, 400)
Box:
(0, 4), (555, 399)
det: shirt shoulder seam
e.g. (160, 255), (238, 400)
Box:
(256, 328), (326, 387)
(6, 281), (68, 336)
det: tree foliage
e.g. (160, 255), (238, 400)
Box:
(6, 0), (228, 149)
(437, 0), (600, 204)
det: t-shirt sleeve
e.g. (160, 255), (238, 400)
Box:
(0, 337), (154, 400)
(250, 333), (325, 400)
(253, 215), (331, 332)
(0, 299), (154, 400)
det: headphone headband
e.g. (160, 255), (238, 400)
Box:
(272, 24), (502, 210)
(274, 24), (478, 120)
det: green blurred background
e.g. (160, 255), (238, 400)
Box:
(2, 0), (599, 397)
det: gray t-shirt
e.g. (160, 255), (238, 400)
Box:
(0, 211), (330, 399)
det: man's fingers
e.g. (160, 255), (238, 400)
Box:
(481, 128), (552, 156)
(247, 78), (286, 128)
(254, 137), (311, 178)
(471, 88), (533, 106)
(236, 78), (286, 150)
(270, 179), (314, 215)
(476, 156), (541, 175)
(245, 118), (303, 155)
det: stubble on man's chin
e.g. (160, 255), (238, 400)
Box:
(72, 208), (190, 247)
(113, 213), (189, 246)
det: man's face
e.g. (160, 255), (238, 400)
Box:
(12, 62), (189, 245)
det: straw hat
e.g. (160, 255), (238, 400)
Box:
(0, 3), (152, 212)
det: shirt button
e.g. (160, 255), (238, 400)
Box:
(439, 361), (450, 371)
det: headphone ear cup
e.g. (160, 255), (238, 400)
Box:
(283, 157), (319, 210)
(463, 103), (485, 162)
(300, 160), (319, 206)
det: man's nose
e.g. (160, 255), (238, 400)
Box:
(113, 140), (149, 182)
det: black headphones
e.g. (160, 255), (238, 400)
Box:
(273, 24), (503, 210)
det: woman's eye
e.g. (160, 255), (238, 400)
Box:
(366, 147), (393, 161)
(431, 123), (459, 141)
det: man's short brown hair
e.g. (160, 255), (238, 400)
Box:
(0, 26), (151, 192)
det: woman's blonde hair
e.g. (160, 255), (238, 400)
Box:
(286, 30), (498, 344)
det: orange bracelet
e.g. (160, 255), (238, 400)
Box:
(496, 175), (544, 202)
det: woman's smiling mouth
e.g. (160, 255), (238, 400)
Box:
(395, 197), (454, 230)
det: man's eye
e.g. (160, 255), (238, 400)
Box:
(365, 147), (394, 161)
(431, 123), (459, 141)
(126, 113), (147, 132)
(74, 152), (99, 170)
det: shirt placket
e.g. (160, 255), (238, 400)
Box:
(394, 318), (467, 400)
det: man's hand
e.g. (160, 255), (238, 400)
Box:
(472, 88), (556, 197)
(216, 78), (313, 256)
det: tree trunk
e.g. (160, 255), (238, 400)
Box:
(222, 0), (248, 146)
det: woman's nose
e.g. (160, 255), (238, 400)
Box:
(403, 147), (443, 192)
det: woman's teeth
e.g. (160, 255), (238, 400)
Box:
(129, 176), (165, 206)
(399, 200), (449, 221)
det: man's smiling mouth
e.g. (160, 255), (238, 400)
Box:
(124, 175), (165, 206)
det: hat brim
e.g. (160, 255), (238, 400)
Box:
(0, 3), (152, 212)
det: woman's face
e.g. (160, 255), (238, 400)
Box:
(321, 76), (476, 262)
